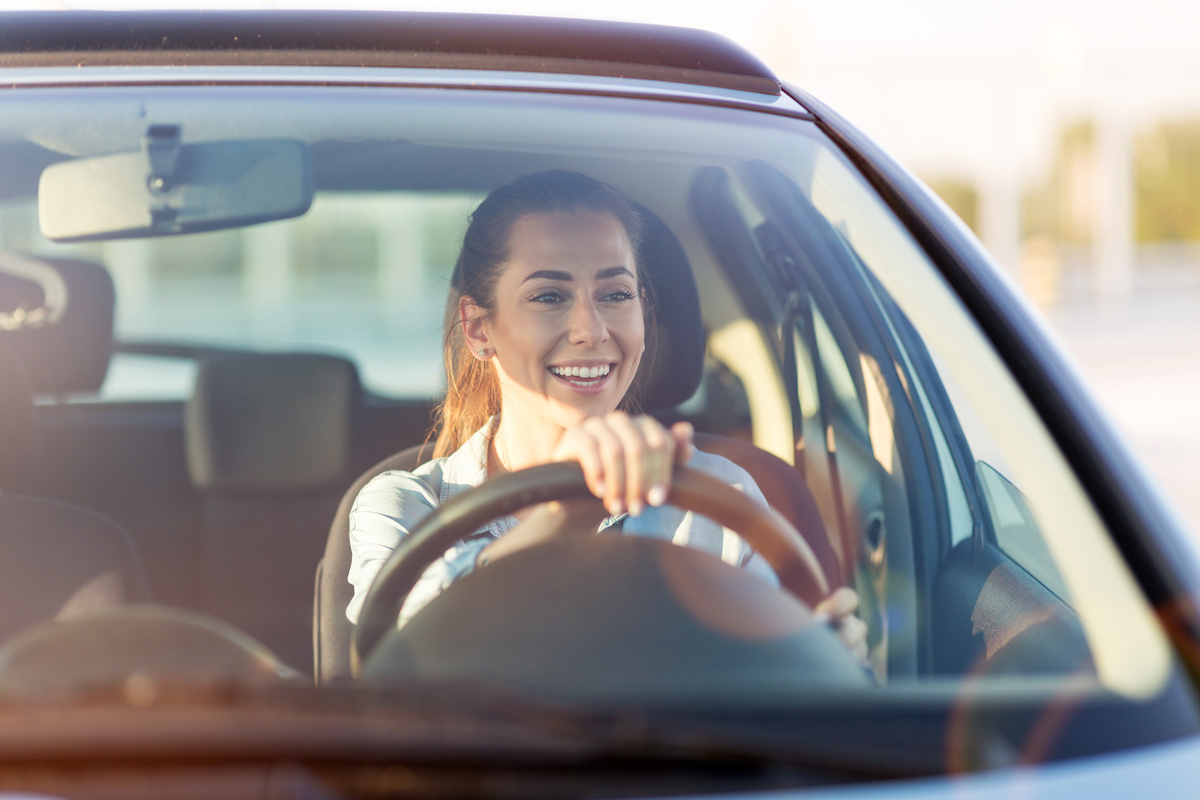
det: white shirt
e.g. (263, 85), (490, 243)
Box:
(346, 419), (778, 627)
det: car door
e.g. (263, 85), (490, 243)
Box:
(696, 148), (1094, 681)
(694, 162), (928, 679)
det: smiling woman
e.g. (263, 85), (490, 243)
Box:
(480, 230), (643, 420)
(346, 170), (863, 651)
(440, 170), (647, 455)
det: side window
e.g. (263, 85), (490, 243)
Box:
(906, 367), (975, 547)
(977, 461), (1071, 599)
(868, 283), (1067, 593)
(922, 340), (1073, 598)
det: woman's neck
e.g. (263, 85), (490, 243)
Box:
(488, 412), (566, 476)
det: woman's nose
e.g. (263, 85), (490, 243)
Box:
(568, 299), (608, 345)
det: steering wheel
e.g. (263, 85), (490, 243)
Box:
(352, 462), (831, 674)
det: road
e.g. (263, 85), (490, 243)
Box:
(1047, 286), (1200, 535)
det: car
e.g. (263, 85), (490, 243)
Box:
(0, 8), (1197, 799)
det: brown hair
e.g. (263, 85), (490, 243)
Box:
(433, 170), (648, 458)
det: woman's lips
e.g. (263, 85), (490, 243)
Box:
(548, 362), (615, 394)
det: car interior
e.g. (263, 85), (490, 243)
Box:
(1, 198), (853, 683)
(0, 87), (1167, 718)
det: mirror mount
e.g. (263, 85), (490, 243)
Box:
(143, 124), (182, 195)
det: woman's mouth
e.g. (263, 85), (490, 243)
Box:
(548, 363), (614, 392)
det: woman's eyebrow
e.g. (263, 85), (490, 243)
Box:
(596, 266), (634, 280)
(521, 269), (572, 284)
(520, 266), (633, 284)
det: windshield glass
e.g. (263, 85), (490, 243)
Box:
(0, 79), (1192, 778)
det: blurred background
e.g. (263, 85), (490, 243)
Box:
(10, 0), (1200, 530)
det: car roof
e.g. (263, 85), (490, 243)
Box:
(0, 10), (781, 96)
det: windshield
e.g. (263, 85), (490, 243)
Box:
(0, 79), (1193, 784)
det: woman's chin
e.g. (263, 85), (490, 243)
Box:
(506, 375), (634, 428)
(553, 403), (613, 427)
(546, 392), (622, 426)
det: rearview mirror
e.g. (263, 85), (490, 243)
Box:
(38, 127), (313, 242)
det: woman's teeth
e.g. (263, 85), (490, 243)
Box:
(551, 364), (610, 379)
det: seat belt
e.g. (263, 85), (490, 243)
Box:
(757, 222), (852, 576)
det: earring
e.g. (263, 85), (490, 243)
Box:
(477, 347), (489, 358)
(641, 343), (646, 353)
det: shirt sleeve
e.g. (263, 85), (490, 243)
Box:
(345, 470), (491, 626)
(619, 451), (780, 587)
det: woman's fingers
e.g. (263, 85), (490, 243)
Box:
(552, 413), (680, 518)
(670, 420), (695, 466)
(813, 587), (869, 664)
(597, 413), (673, 517)
(813, 586), (859, 619)
(563, 428), (607, 500)
(578, 418), (626, 516)
(630, 415), (673, 512)
(552, 425), (613, 507)
(604, 413), (645, 515)
(838, 615), (870, 664)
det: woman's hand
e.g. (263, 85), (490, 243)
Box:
(477, 413), (693, 566)
(551, 412), (694, 518)
(813, 586), (869, 665)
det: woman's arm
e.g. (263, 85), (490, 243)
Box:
(346, 469), (491, 626)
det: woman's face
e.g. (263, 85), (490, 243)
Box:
(476, 210), (644, 430)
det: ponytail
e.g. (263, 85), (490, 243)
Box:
(432, 294), (502, 458)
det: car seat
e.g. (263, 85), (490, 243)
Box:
(313, 211), (840, 684)
(0, 255), (116, 397)
(185, 352), (362, 674)
(0, 335), (150, 643)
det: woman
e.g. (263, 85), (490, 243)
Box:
(347, 170), (866, 659)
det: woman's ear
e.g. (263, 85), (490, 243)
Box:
(459, 296), (492, 360)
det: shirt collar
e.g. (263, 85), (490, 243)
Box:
(438, 417), (515, 538)
(438, 416), (494, 503)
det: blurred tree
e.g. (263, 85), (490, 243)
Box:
(421, 194), (482, 282)
(293, 196), (377, 280)
(1135, 119), (1200, 242)
(1022, 121), (1093, 246)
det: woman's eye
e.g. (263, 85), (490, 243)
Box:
(603, 289), (637, 303)
(529, 290), (564, 304)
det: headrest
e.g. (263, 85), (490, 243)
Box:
(185, 353), (362, 493)
(634, 211), (705, 413)
(0, 254), (115, 395)
(0, 337), (36, 488)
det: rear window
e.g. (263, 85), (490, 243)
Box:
(0, 191), (481, 399)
